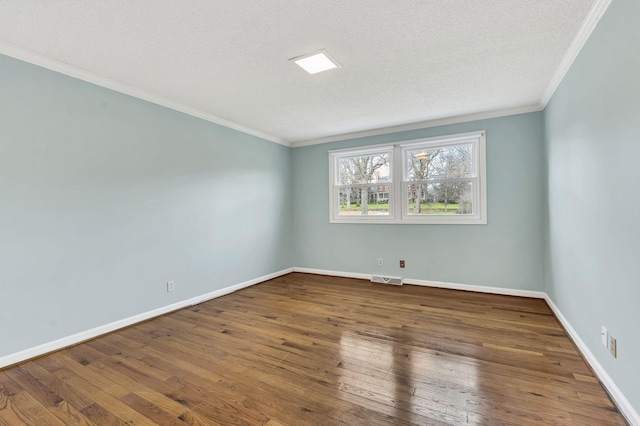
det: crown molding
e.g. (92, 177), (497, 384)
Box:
(290, 103), (542, 148)
(0, 41), (288, 146)
(3, 0), (609, 152)
(540, 0), (612, 107)
(2, 42), (542, 150)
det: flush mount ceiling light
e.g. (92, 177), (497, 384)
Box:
(290, 49), (341, 75)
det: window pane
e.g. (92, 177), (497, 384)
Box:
(330, 131), (485, 224)
(338, 153), (390, 185)
(339, 186), (390, 216)
(406, 143), (474, 181)
(406, 182), (473, 215)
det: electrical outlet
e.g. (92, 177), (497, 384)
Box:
(609, 336), (617, 358)
(399, 260), (405, 268)
(377, 258), (383, 266)
(167, 281), (175, 292)
(601, 326), (608, 348)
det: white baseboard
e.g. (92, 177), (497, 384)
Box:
(2, 266), (637, 424)
(0, 267), (293, 369)
(293, 267), (545, 298)
(404, 277), (547, 299)
(292, 267), (638, 424)
(544, 296), (639, 426)
(292, 267), (371, 280)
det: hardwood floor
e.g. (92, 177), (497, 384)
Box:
(0, 273), (628, 425)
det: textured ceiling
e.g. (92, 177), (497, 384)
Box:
(0, 1), (601, 145)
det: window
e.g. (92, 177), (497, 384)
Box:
(329, 131), (486, 224)
(331, 145), (393, 220)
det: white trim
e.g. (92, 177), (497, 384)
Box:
(539, 0), (612, 107)
(2, 0), (610, 152)
(294, 267), (546, 299)
(328, 131), (487, 225)
(1, 265), (636, 423)
(329, 146), (395, 223)
(292, 266), (638, 425)
(544, 295), (640, 426)
(291, 104), (541, 148)
(290, 0), (612, 149)
(396, 130), (487, 148)
(328, 144), (396, 155)
(292, 267), (371, 281)
(399, 132), (486, 224)
(0, 40), (546, 150)
(0, 267), (293, 369)
(0, 41), (287, 146)
(404, 277), (546, 299)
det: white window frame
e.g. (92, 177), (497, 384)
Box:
(329, 131), (487, 224)
(328, 145), (395, 223)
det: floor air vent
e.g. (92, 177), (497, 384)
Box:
(371, 275), (404, 285)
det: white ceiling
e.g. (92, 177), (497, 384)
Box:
(0, 1), (607, 146)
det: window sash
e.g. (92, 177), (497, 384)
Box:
(334, 185), (394, 218)
(401, 140), (478, 182)
(329, 131), (486, 224)
(401, 179), (478, 218)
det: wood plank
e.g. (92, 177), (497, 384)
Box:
(3, 363), (95, 425)
(0, 273), (628, 425)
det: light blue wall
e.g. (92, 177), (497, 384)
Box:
(2, 3), (637, 412)
(544, 0), (640, 414)
(0, 54), (293, 357)
(293, 112), (546, 290)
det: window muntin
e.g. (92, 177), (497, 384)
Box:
(329, 131), (486, 224)
(402, 141), (478, 217)
(331, 147), (393, 219)
(338, 186), (390, 217)
(337, 152), (390, 185)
